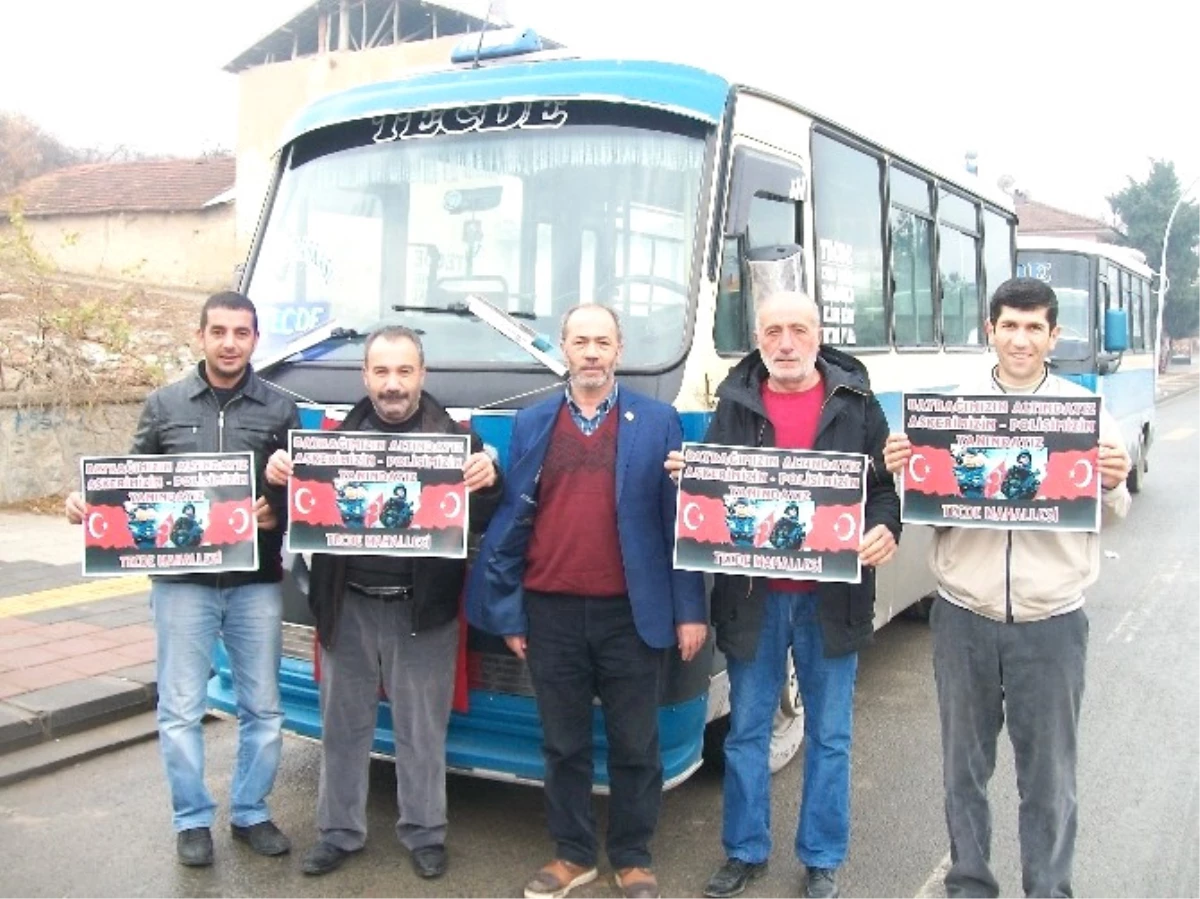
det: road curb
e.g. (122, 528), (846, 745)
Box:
(0, 710), (160, 787)
(0, 676), (157, 756)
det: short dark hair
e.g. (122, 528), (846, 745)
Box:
(365, 325), (425, 367)
(200, 291), (258, 332)
(989, 278), (1058, 329)
(560, 303), (623, 344)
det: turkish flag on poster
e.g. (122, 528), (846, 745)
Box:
(204, 498), (256, 546)
(985, 460), (1009, 499)
(904, 446), (961, 497)
(364, 494), (383, 528)
(676, 493), (732, 545)
(754, 510), (776, 548)
(412, 484), (465, 530)
(156, 514), (175, 548)
(83, 505), (136, 550)
(804, 504), (864, 553)
(1039, 449), (1100, 501)
(290, 479), (343, 527)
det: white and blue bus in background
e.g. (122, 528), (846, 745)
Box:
(1016, 235), (1155, 492)
(207, 29), (1017, 788)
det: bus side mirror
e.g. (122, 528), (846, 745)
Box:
(1104, 308), (1129, 353)
(725, 146), (807, 237)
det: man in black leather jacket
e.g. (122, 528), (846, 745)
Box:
(66, 291), (300, 867)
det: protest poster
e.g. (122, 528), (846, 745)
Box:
(674, 442), (868, 583)
(286, 430), (469, 557)
(80, 452), (258, 576)
(900, 392), (1102, 532)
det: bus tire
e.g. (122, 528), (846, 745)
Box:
(1127, 436), (1147, 494)
(702, 658), (805, 774)
(901, 594), (935, 622)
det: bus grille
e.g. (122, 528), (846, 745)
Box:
(467, 651), (535, 696)
(281, 622), (536, 698)
(282, 623), (316, 662)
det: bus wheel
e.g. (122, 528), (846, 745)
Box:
(769, 656), (804, 773)
(702, 658), (805, 774)
(1128, 436), (1147, 494)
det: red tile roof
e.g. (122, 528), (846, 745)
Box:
(1015, 195), (1118, 237)
(12, 156), (235, 217)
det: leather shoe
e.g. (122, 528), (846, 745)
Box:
(704, 858), (768, 898)
(411, 843), (448, 879)
(176, 827), (213, 867)
(524, 859), (599, 898)
(805, 867), (839, 899)
(231, 820), (291, 856)
(616, 867), (660, 898)
(302, 840), (357, 876)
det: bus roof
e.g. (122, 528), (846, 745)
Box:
(1017, 235), (1154, 278)
(278, 56), (731, 148)
(277, 52), (1014, 213)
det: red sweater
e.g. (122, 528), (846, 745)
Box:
(762, 378), (823, 592)
(523, 405), (627, 596)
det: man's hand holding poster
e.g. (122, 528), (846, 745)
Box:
(80, 452), (258, 576)
(900, 392), (1102, 532)
(674, 442), (868, 584)
(286, 430), (469, 557)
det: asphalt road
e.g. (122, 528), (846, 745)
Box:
(1, 394), (1196, 898)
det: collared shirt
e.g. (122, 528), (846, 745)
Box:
(565, 382), (619, 436)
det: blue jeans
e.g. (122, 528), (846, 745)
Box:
(722, 590), (858, 869)
(150, 579), (284, 832)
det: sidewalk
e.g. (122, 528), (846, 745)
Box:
(0, 512), (156, 767)
(1156, 360), (1199, 401)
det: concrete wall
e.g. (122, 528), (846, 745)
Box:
(0, 391), (146, 504)
(21, 206), (239, 291)
(234, 36), (465, 252)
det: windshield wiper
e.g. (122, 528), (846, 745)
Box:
(254, 322), (365, 375)
(391, 302), (537, 321)
(462, 294), (566, 377)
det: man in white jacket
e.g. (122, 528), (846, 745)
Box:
(884, 277), (1131, 898)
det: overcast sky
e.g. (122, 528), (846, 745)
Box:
(1, 0), (1195, 219)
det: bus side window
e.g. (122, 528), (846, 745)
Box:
(715, 195), (802, 353)
(889, 166), (935, 346)
(812, 132), (886, 347)
(937, 189), (982, 346)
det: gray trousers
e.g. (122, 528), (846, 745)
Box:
(316, 590), (458, 852)
(932, 598), (1088, 899)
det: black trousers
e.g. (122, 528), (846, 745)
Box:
(524, 591), (666, 870)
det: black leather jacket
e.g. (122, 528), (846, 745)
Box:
(706, 348), (901, 660)
(130, 362), (301, 586)
(307, 393), (503, 649)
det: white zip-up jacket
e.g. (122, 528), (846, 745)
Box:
(930, 370), (1132, 623)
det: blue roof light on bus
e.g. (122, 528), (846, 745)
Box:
(449, 26), (544, 64)
(276, 59), (731, 150)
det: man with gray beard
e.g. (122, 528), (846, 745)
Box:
(668, 291), (900, 899)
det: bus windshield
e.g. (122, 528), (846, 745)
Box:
(247, 104), (707, 369)
(1016, 251), (1091, 360)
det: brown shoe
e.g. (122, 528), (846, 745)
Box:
(616, 867), (661, 899)
(524, 859), (599, 899)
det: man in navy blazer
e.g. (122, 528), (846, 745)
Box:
(468, 304), (706, 899)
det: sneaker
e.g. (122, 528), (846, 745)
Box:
(176, 827), (213, 867)
(805, 867), (839, 899)
(231, 820), (291, 856)
(615, 866), (661, 898)
(301, 840), (358, 876)
(523, 859), (599, 899)
(704, 858), (769, 898)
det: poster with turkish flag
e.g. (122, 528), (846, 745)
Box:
(286, 429), (469, 557)
(900, 392), (1101, 532)
(674, 442), (868, 583)
(79, 452), (258, 576)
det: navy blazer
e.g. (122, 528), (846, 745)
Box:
(466, 386), (706, 649)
